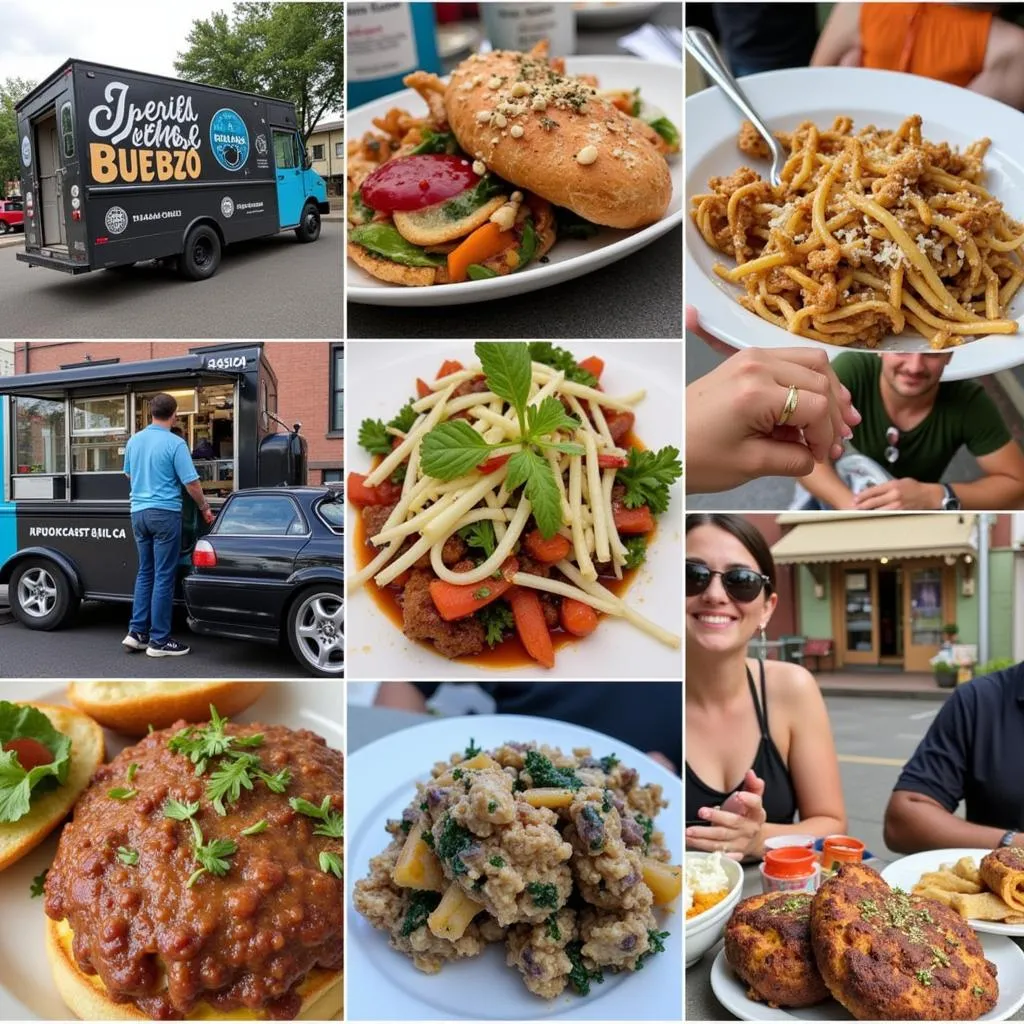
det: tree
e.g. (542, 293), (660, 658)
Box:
(175, 3), (343, 140)
(0, 79), (37, 193)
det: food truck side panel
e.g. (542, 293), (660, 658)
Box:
(0, 407), (16, 574)
(73, 64), (281, 267)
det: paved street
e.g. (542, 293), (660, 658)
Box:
(825, 693), (943, 858)
(0, 590), (304, 678)
(686, 332), (985, 510)
(0, 222), (342, 339)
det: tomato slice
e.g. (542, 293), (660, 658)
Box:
(360, 155), (480, 213)
(3, 737), (53, 771)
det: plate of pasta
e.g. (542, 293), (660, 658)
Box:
(346, 713), (683, 1020)
(344, 341), (683, 679)
(685, 67), (1024, 378)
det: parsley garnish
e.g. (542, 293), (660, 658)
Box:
(623, 536), (648, 570)
(478, 602), (515, 647)
(163, 798), (200, 821)
(635, 929), (669, 969)
(186, 817), (237, 887)
(528, 342), (598, 387)
(389, 400), (418, 433)
(29, 869), (47, 898)
(545, 913), (561, 941)
(465, 738), (482, 758)
(208, 753), (259, 815)
(167, 705), (263, 775)
(472, 587), (491, 601)
(526, 881), (559, 908)
(400, 890), (442, 936)
(240, 819), (268, 836)
(107, 787), (136, 800)
(452, 768), (465, 781)
(616, 446), (682, 515)
(487, 800), (497, 813)
(523, 750), (582, 791)
(635, 813), (655, 853)
(357, 419), (393, 456)
(419, 342), (583, 538)
(117, 846), (139, 866)
(421, 829), (435, 849)
(399, 819), (412, 833)
(567, 941), (604, 995)
(127, 763), (139, 782)
(489, 855), (505, 868)
(458, 520), (497, 559)
(437, 815), (474, 875)
(319, 851), (343, 878)
(289, 795), (344, 838)
(581, 805), (605, 850)
(599, 754), (619, 773)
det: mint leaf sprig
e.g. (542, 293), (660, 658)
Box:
(419, 342), (584, 537)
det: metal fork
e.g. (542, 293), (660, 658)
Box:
(684, 27), (786, 186)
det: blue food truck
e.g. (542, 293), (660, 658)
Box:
(15, 60), (329, 279)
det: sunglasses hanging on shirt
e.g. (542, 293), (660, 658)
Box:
(884, 425), (900, 464)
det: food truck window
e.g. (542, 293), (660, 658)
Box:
(274, 130), (299, 169)
(60, 102), (74, 160)
(216, 494), (308, 536)
(13, 398), (66, 475)
(71, 396), (127, 473)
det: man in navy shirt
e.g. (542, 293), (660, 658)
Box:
(884, 663), (1024, 853)
(122, 393), (214, 658)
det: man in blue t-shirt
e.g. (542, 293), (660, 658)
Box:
(122, 393), (214, 657)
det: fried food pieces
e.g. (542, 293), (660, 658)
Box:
(980, 847), (1024, 915)
(812, 863), (998, 1020)
(724, 891), (830, 1009)
(912, 850), (1024, 924)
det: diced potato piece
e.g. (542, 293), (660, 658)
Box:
(520, 787), (575, 808)
(642, 858), (682, 906)
(427, 883), (484, 940)
(460, 753), (499, 771)
(393, 825), (445, 891)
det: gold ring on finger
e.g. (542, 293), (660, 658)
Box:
(777, 384), (799, 426)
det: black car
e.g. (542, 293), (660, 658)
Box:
(183, 485), (342, 676)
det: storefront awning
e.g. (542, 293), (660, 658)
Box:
(771, 513), (978, 564)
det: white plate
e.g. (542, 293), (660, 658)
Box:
(573, 2), (664, 28)
(346, 56), (682, 307)
(345, 341), (683, 679)
(0, 681), (343, 1021)
(881, 847), (1024, 937)
(345, 712), (682, 1021)
(709, 932), (1024, 1021)
(685, 67), (1024, 379)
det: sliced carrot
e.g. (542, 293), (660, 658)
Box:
(524, 529), (571, 563)
(448, 221), (515, 283)
(416, 377), (432, 399)
(347, 472), (399, 507)
(437, 359), (464, 378)
(597, 454), (628, 469)
(560, 598), (599, 637)
(611, 96), (633, 114)
(429, 557), (519, 621)
(508, 588), (555, 668)
(605, 410), (636, 444)
(478, 453), (511, 474)
(613, 503), (655, 534)
(579, 355), (605, 380)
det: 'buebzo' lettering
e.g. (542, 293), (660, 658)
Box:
(90, 144), (201, 184)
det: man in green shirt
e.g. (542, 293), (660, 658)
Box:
(802, 353), (1024, 510)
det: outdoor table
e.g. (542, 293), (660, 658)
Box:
(686, 859), (1024, 1021)
(346, 3), (682, 340)
(748, 639), (787, 659)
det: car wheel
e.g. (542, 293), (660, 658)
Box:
(294, 202), (321, 243)
(9, 560), (79, 631)
(0, 222), (9, 235)
(287, 584), (343, 676)
(179, 224), (222, 280)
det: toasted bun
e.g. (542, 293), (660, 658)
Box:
(0, 704), (104, 871)
(46, 917), (343, 1020)
(66, 682), (268, 736)
(444, 50), (672, 229)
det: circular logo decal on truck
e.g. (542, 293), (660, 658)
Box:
(104, 207), (129, 235)
(21, 136), (31, 167)
(220, 196), (235, 218)
(210, 109), (249, 171)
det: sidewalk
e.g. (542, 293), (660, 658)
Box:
(814, 669), (952, 700)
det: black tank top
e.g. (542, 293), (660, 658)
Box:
(685, 660), (799, 827)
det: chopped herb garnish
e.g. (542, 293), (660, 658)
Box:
(566, 940), (604, 995)
(465, 738), (482, 759)
(208, 752), (259, 815)
(289, 795), (343, 838)
(29, 869), (47, 898)
(916, 969), (933, 987)
(545, 913), (561, 941)
(421, 829), (435, 849)
(107, 787), (137, 800)
(319, 850), (343, 879)
(472, 587), (491, 600)
(127, 763), (139, 782)
(635, 929), (669, 969)
(523, 750), (582, 791)
(436, 815), (474, 875)
(616, 446), (682, 515)
(117, 846), (139, 866)
(623, 536), (648, 570)
(528, 342), (598, 387)
(241, 819), (269, 836)
(601, 790), (613, 813)
(478, 601), (515, 647)
(487, 800), (498, 814)
(973, 985), (986, 997)
(186, 817), (237, 887)
(526, 881), (559, 908)
(599, 754), (619, 773)
(452, 768), (464, 781)
(635, 813), (654, 853)
(458, 522), (497, 560)
(399, 819), (412, 834)
(581, 805), (605, 850)
(419, 801), (429, 812)
(489, 855), (505, 868)
(163, 798), (201, 821)
(400, 890), (442, 936)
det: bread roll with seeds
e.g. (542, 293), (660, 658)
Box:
(444, 50), (671, 229)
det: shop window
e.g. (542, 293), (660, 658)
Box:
(71, 396), (127, 473)
(330, 344), (343, 432)
(216, 494), (308, 536)
(13, 397), (66, 475)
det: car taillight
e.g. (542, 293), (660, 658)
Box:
(192, 539), (217, 568)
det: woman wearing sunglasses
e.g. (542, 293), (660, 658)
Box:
(685, 513), (847, 860)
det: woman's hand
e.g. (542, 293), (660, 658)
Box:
(686, 790), (768, 861)
(686, 307), (861, 493)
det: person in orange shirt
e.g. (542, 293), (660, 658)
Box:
(812, 3), (1024, 107)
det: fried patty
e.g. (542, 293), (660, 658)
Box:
(724, 891), (830, 1008)
(810, 862), (998, 1021)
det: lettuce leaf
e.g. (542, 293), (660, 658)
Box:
(0, 702), (71, 823)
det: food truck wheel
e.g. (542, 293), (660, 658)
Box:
(179, 224), (222, 281)
(287, 584), (343, 676)
(9, 560), (79, 630)
(294, 202), (321, 243)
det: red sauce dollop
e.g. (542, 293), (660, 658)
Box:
(361, 155), (479, 212)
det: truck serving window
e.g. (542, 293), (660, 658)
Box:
(274, 131), (297, 170)
(71, 396), (127, 473)
(60, 102), (74, 160)
(14, 397), (67, 475)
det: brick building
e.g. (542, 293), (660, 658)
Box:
(11, 341), (342, 484)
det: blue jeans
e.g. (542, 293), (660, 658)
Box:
(129, 508), (181, 644)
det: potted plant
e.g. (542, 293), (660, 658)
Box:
(942, 623), (959, 642)
(933, 660), (958, 689)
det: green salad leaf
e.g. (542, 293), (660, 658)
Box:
(0, 702), (72, 824)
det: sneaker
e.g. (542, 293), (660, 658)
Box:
(146, 638), (191, 658)
(122, 631), (149, 651)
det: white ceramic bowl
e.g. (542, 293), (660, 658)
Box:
(684, 854), (744, 968)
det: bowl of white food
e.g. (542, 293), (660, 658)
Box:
(684, 852), (744, 967)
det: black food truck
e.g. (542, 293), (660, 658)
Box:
(0, 343), (325, 637)
(15, 60), (329, 279)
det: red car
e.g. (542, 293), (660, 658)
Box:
(0, 199), (24, 234)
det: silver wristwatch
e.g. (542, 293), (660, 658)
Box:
(941, 484), (961, 511)
(999, 830), (1018, 847)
